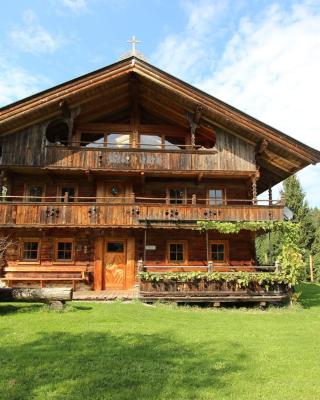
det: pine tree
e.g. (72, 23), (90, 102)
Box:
(283, 175), (314, 250)
(256, 175), (314, 265)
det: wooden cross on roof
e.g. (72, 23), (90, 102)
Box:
(127, 36), (141, 56)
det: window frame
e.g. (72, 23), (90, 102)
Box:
(207, 188), (226, 206)
(166, 240), (188, 264)
(54, 238), (75, 263)
(209, 240), (229, 265)
(20, 238), (41, 263)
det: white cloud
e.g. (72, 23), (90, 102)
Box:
(58, 0), (88, 14)
(0, 57), (48, 107)
(152, 0), (227, 80)
(10, 10), (63, 54)
(154, 1), (320, 207)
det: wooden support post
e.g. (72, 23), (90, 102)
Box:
(192, 194), (197, 205)
(213, 302), (220, 308)
(94, 237), (104, 290)
(252, 176), (257, 205)
(309, 254), (314, 283)
(268, 185), (272, 206)
(144, 228), (147, 263)
(130, 73), (140, 148)
(206, 230), (209, 264)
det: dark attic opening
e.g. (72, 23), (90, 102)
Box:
(45, 119), (69, 146)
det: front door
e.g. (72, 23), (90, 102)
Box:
(105, 239), (127, 289)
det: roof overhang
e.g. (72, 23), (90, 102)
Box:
(1, 56), (319, 194)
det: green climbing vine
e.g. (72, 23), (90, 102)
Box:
(139, 221), (305, 288)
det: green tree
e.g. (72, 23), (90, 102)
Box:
(310, 208), (320, 280)
(283, 175), (314, 250)
(256, 175), (314, 265)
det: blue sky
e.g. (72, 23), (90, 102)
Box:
(1, 0), (320, 206)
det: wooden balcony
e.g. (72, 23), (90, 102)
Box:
(0, 197), (284, 228)
(0, 144), (256, 174)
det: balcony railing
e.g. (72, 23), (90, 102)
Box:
(0, 144), (256, 173)
(0, 195), (284, 227)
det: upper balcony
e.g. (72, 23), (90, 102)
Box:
(0, 195), (285, 229)
(0, 124), (257, 176)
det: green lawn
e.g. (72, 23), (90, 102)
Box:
(1, 284), (320, 400)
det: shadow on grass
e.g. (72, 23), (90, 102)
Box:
(297, 282), (320, 308)
(0, 303), (43, 315)
(0, 331), (248, 400)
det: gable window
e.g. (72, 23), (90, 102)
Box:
(60, 187), (76, 202)
(167, 241), (187, 263)
(169, 188), (185, 204)
(55, 239), (74, 261)
(164, 136), (185, 150)
(208, 189), (224, 205)
(22, 240), (40, 261)
(26, 186), (43, 202)
(107, 133), (130, 148)
(210, 241), (228, 264)
(139, 134), (162, 149)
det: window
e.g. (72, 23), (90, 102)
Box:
(168, 241), (186, 262)
(139, 134), (162, 149)
(164, 136), (185, 150)
(80, 133), (105, 148)
(55, 240), (73, 261)
(208, 189), (224, 205)
(210, 241), (228, 264)
(22, 240), (39, 261)
(107, 133), (130, 148)
(107, 242), (124, 253)
(169, 189), (185, 204)
(26, 186), (43, 202)
(60, 187), (76, 202)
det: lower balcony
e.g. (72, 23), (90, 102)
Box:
(0, 199), (284, 228)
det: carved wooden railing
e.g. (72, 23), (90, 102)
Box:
(0, 199), (284, 227)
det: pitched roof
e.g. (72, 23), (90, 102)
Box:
(1, 56), (319, 192)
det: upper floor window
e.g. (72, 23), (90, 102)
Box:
(164, 136), (185, 150)
(26, 186), (43, 202)
(208, 189), (224, 205)
(80, 133), (104, 148)
(22, 240), (40, 261)
(138, 133), (186, 150)
(139, 135), (162, 149)
(107, 133), (130, 148)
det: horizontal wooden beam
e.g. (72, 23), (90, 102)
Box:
(77, 123), (189, 135)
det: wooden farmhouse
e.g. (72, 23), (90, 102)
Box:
(0, 56), (319, 299)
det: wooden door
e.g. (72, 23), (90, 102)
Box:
(105, 239), (127, 289)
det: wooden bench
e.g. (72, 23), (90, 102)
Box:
(2, 266), (89, 290)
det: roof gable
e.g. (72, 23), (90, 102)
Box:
(0, 56), (319, 192)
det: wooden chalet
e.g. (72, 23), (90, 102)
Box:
(0, 56), (319, 301)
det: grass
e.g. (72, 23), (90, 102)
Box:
(1, 283), (320, 400)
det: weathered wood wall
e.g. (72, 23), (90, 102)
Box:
(0, 125), (256, 172)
